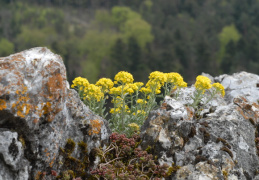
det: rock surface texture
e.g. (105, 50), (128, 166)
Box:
(0, 47), (111, 179)
(141, 72), (259, 180)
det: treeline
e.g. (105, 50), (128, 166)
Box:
(0, 0), (259, 83)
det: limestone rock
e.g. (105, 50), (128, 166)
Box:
(215, 71), (259, 103)
(141, 75), (259, 179)
(0, 47), (111, 179)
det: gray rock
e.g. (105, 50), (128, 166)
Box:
(214, 71), (259, 103)
(141, 76), (259, 179)
(0, 47), (111, 179)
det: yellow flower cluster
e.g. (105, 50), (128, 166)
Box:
(114, 71), (134, 84)
(96, 78), (114, 93)
(149, 71), (167, 85)
(109, 84), (135, 96)
(133, 110), (146, 116)
(110, 105), (130, 114)
(166, 72), (187, 87)
(84, 84), (104, 102)
(124, 84), (135, 94)
(136, 99), (147, 104)
(212, 82), (225, 97)
(194, 75), (212, 93)
(134, 82), (144, 89)
(71, 77), (89, 88)
(140, 87), (152, 94)
(139, 71), (165, 95)
(128, 123), (140, 131)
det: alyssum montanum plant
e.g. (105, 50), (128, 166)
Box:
(71, 71), (225, 135)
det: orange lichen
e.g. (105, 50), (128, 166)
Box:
(47, 74), (64, 97)
(49, 153), (56, 167)
(235, 97), (259, 124)
(11, 85), (32, 118)
(33, 119), (39, 124)
(35, 171), (45, 180)
(88, 119), (103, 135)
(42, 102), (52, 115)
(186, 106), (194, 120)
(0, 99), (7, 110)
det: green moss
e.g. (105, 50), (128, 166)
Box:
(194, 155), (208, 164)
(221, 146), (233, 158)
(145, 145), (152, 154)
(78, 141), (88, 153)
(166, 163), (181, 176)
(222, 170), (228, 180)
(199, 128), (210, 144)
(204, 131), (210, 144)
(216, 137), (231, 149)
(64, 138), (76, 155)
(57, 139), (91, 179)
(188, 126), (196, 138)
(249, 118), (255, 126)
(199, 121), (209, 127)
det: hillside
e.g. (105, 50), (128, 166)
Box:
(0, 0), (259, 83)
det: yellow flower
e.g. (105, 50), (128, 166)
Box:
(134, 82), (144, 89)
(84, 84), (104, 102)
(155, 89), (161, 94)
(194, 75), (212, 93)
(136, 99), (147, 104)
(166, 72), (187, 87)
(109, 86), (122, 96)
(140, 87), (152, 94)
(111, 96), (123, 104)
(124, 84), (135, 94)
(145, 79), (162, 94)
(110, 105), (130, 114)
(71, 77), (89, 88)
(128, 123), (140, 131)
(96, 78), (114, 93)
(212, 83), (225, 97)
(137, 110), (146, 115)
(149, 71), (167, 86)
(179, 81), (188, 88)
(114, 71), (134, 84)
(109, 84), (135, 95)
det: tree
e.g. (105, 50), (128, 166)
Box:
(0, 38), (14, 56)
(218, 24), (241, 63)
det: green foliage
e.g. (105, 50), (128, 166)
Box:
(121, 17), (154, 48)
(218, 24), (241, 63)
(80, 29), (118, 83)
(16, 27), (49, 51)
(78, 6), (153, 83)
(0, 38), (14, 56)
(111, 6), (141, 28)
(1, 0), (259, 83)
(111, 6), (154, 48)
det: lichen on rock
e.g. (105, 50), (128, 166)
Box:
(141, 72), (259, 179)
(0, 47), (111, 179)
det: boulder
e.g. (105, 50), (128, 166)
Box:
(0, 47), (111, 179)
(214, 71), (259, 103)
(141, 72), (259, 179)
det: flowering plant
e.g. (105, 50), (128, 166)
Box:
(71, 71), (224, 135)
(71, 77), (111, 118)
(71, 71), (187, 135)
(191, 75), (225, 110)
